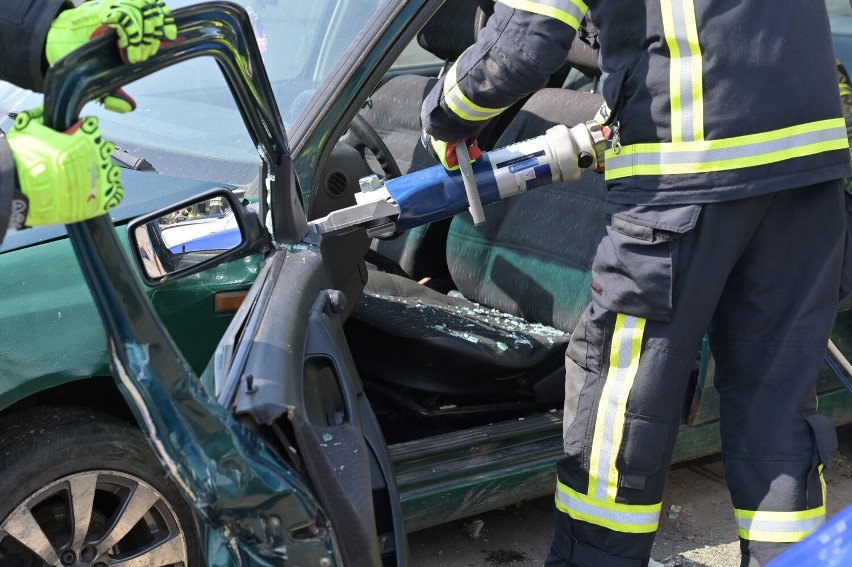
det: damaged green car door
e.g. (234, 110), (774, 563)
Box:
(40, 3), (405, 565)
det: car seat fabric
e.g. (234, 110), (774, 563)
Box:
(448, 90), (606, 332)
(416, 0), (484, 62)
(446, 183), (601, 332)
(348, 89), (607, 401)
(349, 270), (569, 396)
(563, 36), (601, 79)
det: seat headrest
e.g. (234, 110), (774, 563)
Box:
(417, 0), (490, 61)
(565, 36), (601, 79)
(495, 89), (605, 148)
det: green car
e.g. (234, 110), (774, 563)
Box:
(1, 0), (852, 565)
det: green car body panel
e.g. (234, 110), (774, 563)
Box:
(0, 189), (262, 413)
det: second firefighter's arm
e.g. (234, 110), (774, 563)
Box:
(0, 0), (67, 92)
(420, 0), (589, 143)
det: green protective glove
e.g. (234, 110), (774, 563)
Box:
(5, 107), (124, 227)
(421, 131), (482, 171)
(47, 0), (177, 64)
(46, 0), (178, 112)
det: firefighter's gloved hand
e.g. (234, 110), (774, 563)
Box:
(47, 0), (177, 63)
(5, 107), (124, 228)
(46, 0), (178, 113)
(422, 132), (482, 171)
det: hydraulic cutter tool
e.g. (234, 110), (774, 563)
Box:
(311, 121), (607, 237)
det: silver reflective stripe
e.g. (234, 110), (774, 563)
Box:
(442, 59), (508, 122)
(668, 0), (699, 141)
(606, 124), (847, 172)
(445, 90), (502, 120)
(556, 485), (660, 528)
(591, 315), (643, 501)
(736, 468), (827, 543)
(737, 515), (824, 534)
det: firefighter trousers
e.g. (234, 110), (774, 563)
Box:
(545, 180), (845, 567)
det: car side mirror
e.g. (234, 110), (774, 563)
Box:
(127, 188), (266, 286)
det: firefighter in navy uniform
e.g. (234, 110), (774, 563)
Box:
(421, 1), (850, 566)
(0, 0), (176, 243)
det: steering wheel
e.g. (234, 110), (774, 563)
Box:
(341, 114), (402, 180)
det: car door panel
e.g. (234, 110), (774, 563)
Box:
(38, 5), (407, 565)
(224, 244), (401, 565)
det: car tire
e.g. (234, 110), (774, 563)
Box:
(0, 406), (204, 566)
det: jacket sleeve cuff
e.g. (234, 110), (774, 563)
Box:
(27, 0), (70, 93)
(420, 77), (484, 142)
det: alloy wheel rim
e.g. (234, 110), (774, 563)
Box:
(0, 470), (188, 566)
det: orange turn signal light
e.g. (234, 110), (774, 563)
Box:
(214, 290), (248, 314)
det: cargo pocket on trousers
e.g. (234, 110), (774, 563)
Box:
(805, 412), (837, 467)
(591, 203), (701, 322)
(616, 413), (672, 491)
(804, 412), (837, 508)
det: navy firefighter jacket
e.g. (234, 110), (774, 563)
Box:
(420, 0), (852, 205)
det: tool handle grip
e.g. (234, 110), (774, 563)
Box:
(455, 142), (486, 226)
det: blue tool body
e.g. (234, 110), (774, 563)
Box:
(384, 157), (500, 232)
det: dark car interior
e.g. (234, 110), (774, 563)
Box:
(313, 0), (615, 443)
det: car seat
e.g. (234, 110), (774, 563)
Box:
(357, 0), (600, 176)
(357, 2), (604, 283)
(357, 0), (487, 176)
(345, 87), (607, 411)
(352, 0), (489, 283)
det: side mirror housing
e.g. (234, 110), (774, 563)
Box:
(127, 188), (267, 286)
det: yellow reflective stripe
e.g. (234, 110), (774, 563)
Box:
(588, 314), (646, 501)
(735, 467), (827, 543)
(605, 118), (849, 180)
(442, 60), (509, 122)
(555, 478), (661, 533)
(660, 0), (704, 142)
(498, 0), (587, 29)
